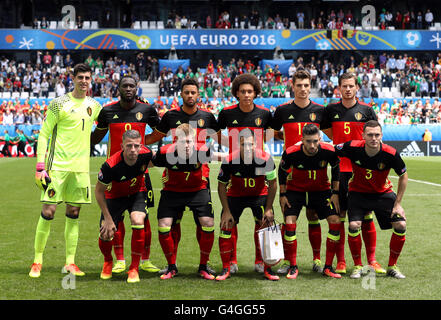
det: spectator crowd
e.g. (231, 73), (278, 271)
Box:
(158, 7), (436, 30)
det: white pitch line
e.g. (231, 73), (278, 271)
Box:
(389, 175), (441, 187)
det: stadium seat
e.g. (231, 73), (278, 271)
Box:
(191, 21), (197, 28)
(11, 92), (20, 99)
(133, 21), (141, 29)
(3, 92), (11, 99)
(355, 26), (362, 30)
(48, 92), (56, 98)
(149, 21), (157, 29)
(435, 22), (441, 30)
(157, 21), (164, 29)
(141, 21), (148, 29)
(20, 92), (29, 99)
(49, 21), (57, 29)
(240, 21), (245, 29)
(388, 26), (395, 30)
(91, 21), (99, 29)
(83, 21), (90, 29)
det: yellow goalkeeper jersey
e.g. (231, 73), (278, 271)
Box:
(37, 92), (102, 173)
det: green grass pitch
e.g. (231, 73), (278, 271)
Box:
(1, 156), (441, 300)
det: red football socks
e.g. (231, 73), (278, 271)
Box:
(170, 223), (181, 260)
(254, 223), (263, 264)
(99, 238), (113, 262)
(219, 229), (233, 269)
(325, 223), (340, 266)
(141, 219), (151, 260)
(308, 220), (322, 261)
(230, 225), (238, 264)
(129, 227), (145, 270)
(199, 227), (214, 265)
(336, 220), (346, 264)
(348, 229), (363, 266)
(113, 220), (125, 261)
(362, 218), (377, 264)
(159, 229), (176, 265)
(389, 231), (406, 266)
(283, 223), (297, 266)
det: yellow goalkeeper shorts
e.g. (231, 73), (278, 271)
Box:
(40, 170), (91, 206)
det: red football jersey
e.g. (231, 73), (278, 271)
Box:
(323, 100), (377, 172)
(98, 146), (152, 199)
(217, 149), (276, 197)
(334, 140), (407, 194)
(272, 100), (325, 149)
(280, 142), (340, 192)
(152, 143), (211, 193)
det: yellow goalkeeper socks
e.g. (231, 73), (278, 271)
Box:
(65, 215), (79, 265)
(34, 214), (53, 264)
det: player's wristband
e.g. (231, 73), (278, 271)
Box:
(280, 192), (287, 197)
(331, 190), (339, 195)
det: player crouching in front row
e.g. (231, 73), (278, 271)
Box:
(152, 123), (222, 280)
(216, 129), (278, 281)
(278, 124), (342, 279)
(95, 130), (154, 283)
(334, 120), (408, 279)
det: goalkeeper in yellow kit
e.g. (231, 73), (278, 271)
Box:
(29, 63), (102, 278)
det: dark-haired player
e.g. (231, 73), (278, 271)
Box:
(279, 124), (341, 279)
(322, 72), (381, 275)
(334, 120), (408, 279)
(30, 63), (102, 278)
(95, 130), (154, 283)
(272, 70), (329, 274)
(217, 73), (273, 274)
(216, 130), (278, 281)
(91, 75), (160, 274)
(145, 78), (221, 274)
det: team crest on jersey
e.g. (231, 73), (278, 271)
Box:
(198, 119), (205, 127)
(336, 143), (344, 150)
(319, 160), (327, 168)
(136, 112), (143, 121)
(309, 113), (317, 122)
(194, 163), (201, 169)
(354, 112), (363, 121)
(48, 189), (56, 198)
(141, 165), (147, 172)
(87, 107), (92, 117)
(255, 117), (262, 126)
(378, 162), (386, 170)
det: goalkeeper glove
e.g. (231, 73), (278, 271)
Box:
(35, 162), (51, 191)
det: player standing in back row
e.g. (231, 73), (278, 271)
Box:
(322, 72), (382, 275)
(91, 75), (160, 274)
(271, 70), (329, 274)
(217, 73), (273, 274)
(30, 63), (102, 278)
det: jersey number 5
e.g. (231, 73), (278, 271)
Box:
(344, 122), (351, 135)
